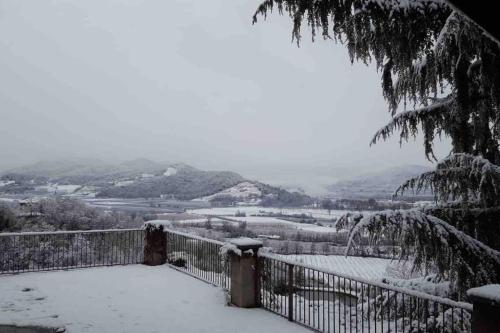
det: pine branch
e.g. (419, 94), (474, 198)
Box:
(335, 211), (362, 231)
(345, 209), (500, 299)
(424, 205), (500, 250)
(253, 1), (500, 157)
(370, 95), (453, 160)
(253, 0), (451, 66)
(396, 153), (500, 206)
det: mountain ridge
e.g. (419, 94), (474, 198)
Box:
(0, 159), (313, 206)
(326, 164), (434, 199)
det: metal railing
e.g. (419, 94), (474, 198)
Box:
(0, 227), (475, 333)
(0, 229), (144, 274)
(259, 253), (472, 333)
(164, 229), (230, 290)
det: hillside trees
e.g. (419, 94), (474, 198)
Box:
(0, 204), (18, 232)
(253, 0), (500, 299)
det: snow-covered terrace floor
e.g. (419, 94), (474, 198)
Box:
(0, 265), (309, 333)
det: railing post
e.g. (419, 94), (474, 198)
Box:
(467, 284), (500, 333)
(228, 238), (263, 308)
(287, 263), (294, 321)
(143, 223), (166, 266)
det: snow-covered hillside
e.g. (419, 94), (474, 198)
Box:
(163, 167), (177, 177)
(0, 160), (312, 206)
(194, 181), (262, 203)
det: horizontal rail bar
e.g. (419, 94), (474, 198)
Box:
(163, 228), (225, 246)
(0, 228), (143, 237)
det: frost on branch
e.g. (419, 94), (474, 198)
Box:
(343, 209), (500, 299)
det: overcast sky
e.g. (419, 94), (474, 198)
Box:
(0, 0), (450, 193)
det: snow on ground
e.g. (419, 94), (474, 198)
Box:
(230, 216), (296, 224)
(70, 186), (97, 198)
(34, 184), (81, 194)
(188, 209), (338, 233)
(161, 214), (336, 233)
(194, 182), (262, 202)
(147, 218), (217, 227)
(228, 216), (336, 233)
(163, 167), (177, 177)
(0, 180), (15, 187)
(84, 199), (132, 206)
(0, 265), (308, 333)
(467, 284), (500, 303)
(279, 254), (391, 281)
(114, 180), (135, 187)
(187, 206), (357, 219)
(0, 197), (18, 203)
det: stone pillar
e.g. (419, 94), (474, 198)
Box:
(143, 223), (167, 266)
(467, 284), (500, 333)
(229, 238), (263, 308)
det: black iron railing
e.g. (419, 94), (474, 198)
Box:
(0, 229), (144, 274)
(164, 229), (230, 290)
(0, 227), (475, 333)
(259, 253), (472, 333)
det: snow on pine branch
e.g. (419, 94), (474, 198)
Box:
(370, 94), (452, 160)
(254, 0), (447, 20)
(253, 0), (450, 49)
(434, 11), (461, 58)
(395, 153), (500, 206)
(343, 208), (500, 298)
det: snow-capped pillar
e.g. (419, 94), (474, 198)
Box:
(228, 238), (263, 308)
(467, 284), (500, 333)
(143, 223), (167, 266)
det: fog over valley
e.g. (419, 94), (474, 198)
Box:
(0, 0), (450, 195)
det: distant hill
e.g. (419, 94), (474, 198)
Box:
(96, 165), (246, 200)
(326, 165), (434, 200)
(0, 159), (313, 206)
(2, 159), (177, 185)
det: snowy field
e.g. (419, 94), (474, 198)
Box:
(187, 206), (356, 219)
(156, 215), (337, 233)
(0, 265), (309, 333)
(34, 184), (81, 194)
(227, 216), (336, 232)
(279, 254), (391, 280)
(184, 206), (356, 233)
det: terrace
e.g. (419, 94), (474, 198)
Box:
(0, 265), (307, 333)
(0, 227), (497, 333)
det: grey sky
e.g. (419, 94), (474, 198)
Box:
(0, 0), (450, 193)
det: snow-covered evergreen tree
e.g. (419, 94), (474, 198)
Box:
(253, 0), (500, 299)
